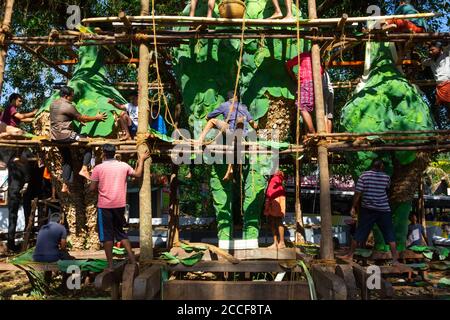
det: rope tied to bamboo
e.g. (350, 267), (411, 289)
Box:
(0, 24), (11, 46)
(136, 132), (149, 147)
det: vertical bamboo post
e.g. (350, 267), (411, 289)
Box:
(418, 176), (427, 242)
(167, 164), (180, 248)
(0, 0), (15, 94)
(308, 0), (334, 260)
(295, 0), (305, 244)
(138, 0), (153, 261)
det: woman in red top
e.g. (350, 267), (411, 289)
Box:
(264, 170), (287, 249)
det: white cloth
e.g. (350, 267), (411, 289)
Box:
(408, 229), (420, 244)
(422, 45), (450, 83)
(126, 103), (139, 126)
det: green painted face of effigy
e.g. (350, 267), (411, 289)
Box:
(173, 0), (306, 138)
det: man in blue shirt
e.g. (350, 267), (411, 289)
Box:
(198, 91), (257, 143)
(33, 213), (70, 262)
(197, 91), (257, 181)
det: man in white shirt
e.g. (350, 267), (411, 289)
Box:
(422, 41), (450, 109)
(108, 94), (138, 141)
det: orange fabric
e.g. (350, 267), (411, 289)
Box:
(386, 19), (425, 33)
(43, 167), (51, 180)
(436, 81), (450, 106)
(264, 195), (286, 217)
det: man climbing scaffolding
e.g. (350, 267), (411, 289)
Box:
(0, 93), (37, 127)
(50, 86), (107, 193)
(108, 94), (139, 141)
(383, 0), (427, 33)
(108, 93), (167, 140)
(285, 52), (334, 134)
(197, 91), (257, 181)
(268, 0), (293, 20)
(422, 41), (450, 110)
(189, 0), (216, 18)
(0, 93), (35, 139)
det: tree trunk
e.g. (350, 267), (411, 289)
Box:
(0, 0), (15, 94)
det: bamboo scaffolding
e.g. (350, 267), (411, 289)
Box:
(81, 12), (440, 28)
(309, 0), (334, 261)
(332, 79), (437, 89)
(7, 31), (449, 47)
(308, 129), (450, 138)
(1, 129), (449, 151)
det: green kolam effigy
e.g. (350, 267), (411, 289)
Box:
(172, 0), (302, 246)
(341, 41), (435, 251)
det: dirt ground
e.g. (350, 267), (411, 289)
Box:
(0, 262), (110, 300)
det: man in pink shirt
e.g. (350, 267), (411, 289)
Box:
(89, 144), (150, 270)
(286, 52), (334, 134)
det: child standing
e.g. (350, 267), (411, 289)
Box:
(264, 170), (287, 249)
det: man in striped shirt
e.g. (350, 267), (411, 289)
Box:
(340, 159), (400, 265)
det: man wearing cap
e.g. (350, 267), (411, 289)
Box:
(89, 144), (150, 271)
(33, 213), (70, 262)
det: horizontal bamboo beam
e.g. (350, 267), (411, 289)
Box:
(54, 58), (139, 65)
(19, 44), (71, 78)
(7, 31), (449, 49)
(332, 79), (437, 89)
(82, 12), (440, 28)
(328, 144), (450, 152)
(308, 129), (450, 138)
(331, 59), (419, 68)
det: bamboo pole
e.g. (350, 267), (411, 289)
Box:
(308, 0), (334, 261)
(137, 0), (153, 261)
(418, 176), (428, 243)
(332, 79), (437, 89)
(6, 32), (449, 48)
(0, 0), (14, 94)
(308, 129), (450, 137)
(81, 12), (440, 27)
(327, 144), (450, 152)
(167, 164), (179, 248)
(19, 44), (71, 78)
(294, 0), (305, 245)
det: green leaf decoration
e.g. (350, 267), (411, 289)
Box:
(423, 251), (434, 260)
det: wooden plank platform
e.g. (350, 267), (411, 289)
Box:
(163, 280), (310, 300)
(167, 260), (301, 273)
(133, 265), (161, 300)
(223, 248), (297, 260)
(312, 264), (347, 300)
(353, 250), (424, 261)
